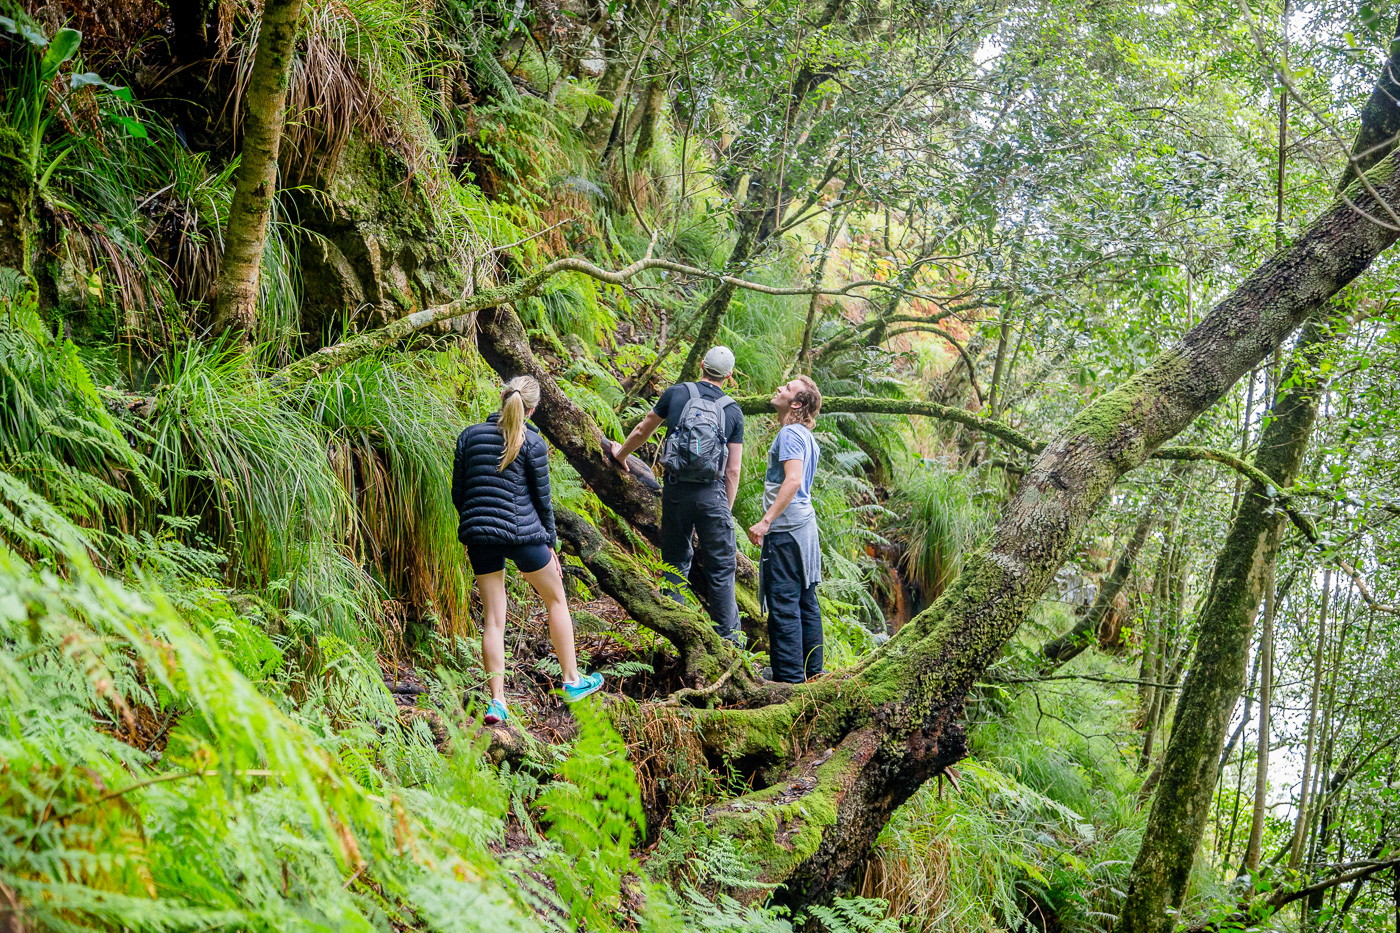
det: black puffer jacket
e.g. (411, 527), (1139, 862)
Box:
(451, 414), (556, 548)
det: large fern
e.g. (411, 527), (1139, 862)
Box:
(536, 698), (647, 928)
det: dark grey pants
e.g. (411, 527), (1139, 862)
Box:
(660, 479), (740, 641)
(761, 531), (823, 683)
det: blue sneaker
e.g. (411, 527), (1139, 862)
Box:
(562, 672), (604, 703)
(483, 699), (509, 725)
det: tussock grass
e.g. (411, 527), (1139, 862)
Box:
(150, 339), (381, 641)
(0, 294), (154, 559)
(891, 459), (988, 599)
(294, 353), (474, 637)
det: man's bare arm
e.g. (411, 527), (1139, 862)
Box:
(724, 442), (743, 509)
(609, 411), (665, 465)
(747, 459), (802, 546)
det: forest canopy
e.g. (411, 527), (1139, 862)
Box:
(0, 0), (1398, 931)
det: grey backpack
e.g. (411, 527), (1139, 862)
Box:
(660, 383), (729, 483)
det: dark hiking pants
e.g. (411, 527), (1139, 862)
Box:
(660, 479), (740, 642)
(761, 530), (823, 683)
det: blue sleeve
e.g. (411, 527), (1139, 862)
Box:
(726, 402), (744, 444)
(777, 425), (808, 463)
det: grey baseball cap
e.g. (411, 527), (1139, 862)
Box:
(701, 345), (735, 378)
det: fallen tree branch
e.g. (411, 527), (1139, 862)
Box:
(269, 257), (927, 391)
(1263, 854), (1400, 909)
(733, 397), (1325, 536)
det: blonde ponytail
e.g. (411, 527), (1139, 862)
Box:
(496, 375), (541, 471)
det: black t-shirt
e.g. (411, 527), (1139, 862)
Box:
(652, 381), (744, 445)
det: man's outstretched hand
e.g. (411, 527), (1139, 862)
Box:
(606, 440), (627, 469)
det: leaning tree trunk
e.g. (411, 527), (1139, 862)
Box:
(1116, 319), (1332, 933)
(476, 304), (665, 541)
(692, 138), (1400, 904)
(213, 0), (304, 340)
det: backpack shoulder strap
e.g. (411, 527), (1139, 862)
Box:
(684, 382), (700, 401)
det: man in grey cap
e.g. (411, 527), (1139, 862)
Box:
(607, 346), (744, 643)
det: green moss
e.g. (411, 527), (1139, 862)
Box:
(0, 124), (36, 275)
(706, 746), (856, 885)
(0, 126), (32, 187)
(703, 701), (802, 762)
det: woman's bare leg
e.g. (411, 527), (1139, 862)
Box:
(523, 555), (580, 684)
(477, 570), (509, 702)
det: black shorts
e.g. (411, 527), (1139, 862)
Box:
(465, 541), (552, 576)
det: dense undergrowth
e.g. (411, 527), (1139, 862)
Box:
(0, 284), (1172, 931)
(2, 0), (1362, 929)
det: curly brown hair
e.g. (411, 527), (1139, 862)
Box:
(783, 376), (822, 429)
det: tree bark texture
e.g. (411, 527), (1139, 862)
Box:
(475, 304), (665, 543)
(695, 151), (1400, 903)
(213, 0), (305, 340)
(1117, 319), (1332, 933)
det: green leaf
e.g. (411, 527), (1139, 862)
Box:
(0, 15), (49, 47)
(39, 27), (81, 83)
(112, 114), (147, 138)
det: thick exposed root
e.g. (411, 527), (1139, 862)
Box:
(555, 507), (765, 703)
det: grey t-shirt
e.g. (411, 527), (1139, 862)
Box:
(762, 424), (821, 590)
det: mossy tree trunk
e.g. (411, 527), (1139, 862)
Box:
(0, 126), (35, 276)
(1116, 319), (1332, 933)
(690, 149), (1400, 902)
(213, 0), (304, 340)
(476, 304), (666, 543)
(631, 76), (666, 164)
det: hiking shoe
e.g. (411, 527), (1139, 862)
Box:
(562, 672), (604, 703)
(483, 699), (509, 725)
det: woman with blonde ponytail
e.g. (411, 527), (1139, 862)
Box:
(452, 376), (603, 724)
